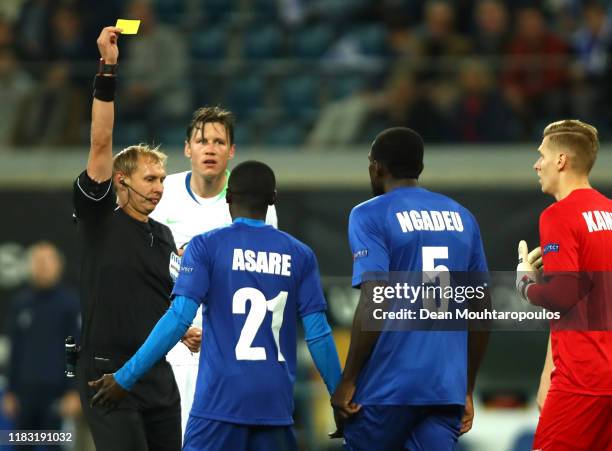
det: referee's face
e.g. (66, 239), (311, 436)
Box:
(185, 122), (235, 180)
(124, 156), (166, 217)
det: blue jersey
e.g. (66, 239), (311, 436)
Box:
(172, 218), (327, 425)
(349, 186), (488, 406)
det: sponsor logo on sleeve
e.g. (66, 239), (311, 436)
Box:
(543, 243), (559, 255)
(180, 265), (194, 274)
(353, 249), (368, 260)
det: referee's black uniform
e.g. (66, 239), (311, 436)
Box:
(73, 170), (181, 451)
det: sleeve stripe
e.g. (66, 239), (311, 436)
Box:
(76, 176), (112, 202)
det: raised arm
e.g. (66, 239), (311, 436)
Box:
(87, 26), (122, 182)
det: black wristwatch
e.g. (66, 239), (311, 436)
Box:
(98, 58), (118, 76)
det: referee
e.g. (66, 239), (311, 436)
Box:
(73, 27), (193, 451)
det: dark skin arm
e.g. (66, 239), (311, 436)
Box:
(331, 281), (383, 432)
(88, 374), (128, 408)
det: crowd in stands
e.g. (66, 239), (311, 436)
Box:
(0, 0), (611, 148)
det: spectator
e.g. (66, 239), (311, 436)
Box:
(119, 0), (189, 139)
(0, 15), (14, 51)
(308, 83), (373, 146)
(9, 6), (88, 146)
(571, 1), (611, 123)
(452, 59), (520, 142)
(0, 1), (26, 23)
(361, 68), (453, 143)
(412, 0), (472, 83)
(472, 0), (510, 57)
(502, 6), (569, 137)
(12, 61), (86, 145)
(50, 5), (89, 88)
(2, 242), (81, 451)
(13, 0), (55, 73)
(0, 48), (34, 145)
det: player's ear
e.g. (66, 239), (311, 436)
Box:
(557, 153), (568, 170)
(228, 144), (236, 160)
(225, 190), (232, 204)
(184, 140), (191, 159)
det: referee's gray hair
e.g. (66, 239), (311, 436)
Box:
(113, 144), (167, 177)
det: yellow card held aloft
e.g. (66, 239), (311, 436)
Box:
(115, 19), (140, 35)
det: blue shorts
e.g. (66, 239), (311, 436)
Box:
(183, 416), (297, 451)
(343, 405), (463, 451)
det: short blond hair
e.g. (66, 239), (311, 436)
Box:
(113, 144), (167, 177)
(543, 119), (599, 173)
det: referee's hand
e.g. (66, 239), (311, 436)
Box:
(89, 374), (127, 408)
(97, 26), (122, 65)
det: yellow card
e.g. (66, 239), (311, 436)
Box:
(115, 19), (140, 35)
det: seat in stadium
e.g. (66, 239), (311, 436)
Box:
(351, 24), (388, 57)
(279, 73), (319, 120)
(233, 120), (258, 146)
(153, 0), (186, 24)
(242, 24), (284, 59)
(293, 24), (335, 59)
(114, 122), (148, 147)
(157, 124), (188, 148)
(327, 71), (370, 100)
(226, 73), (266, 118)
(315, 0), (366, 20)
(190, 26), (230, 60)
(200, 0), (240, 21)
(250, 0), (279, 20)
(262, 122), (308, 147)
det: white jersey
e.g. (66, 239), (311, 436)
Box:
(151, 170), (278, 248)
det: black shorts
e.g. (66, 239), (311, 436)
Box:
(77, 352), (181, 451)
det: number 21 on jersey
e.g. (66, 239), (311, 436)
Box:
(232, 287), (288, 361)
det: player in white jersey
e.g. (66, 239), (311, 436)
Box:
(150, 107), (277, 435)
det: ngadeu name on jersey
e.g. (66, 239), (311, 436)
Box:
(395, 210), (464, 233)
(232, 248), (292, 276)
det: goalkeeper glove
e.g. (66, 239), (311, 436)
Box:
(516, 240), (543, 302)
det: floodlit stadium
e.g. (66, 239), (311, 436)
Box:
(0, 1), (611, 450)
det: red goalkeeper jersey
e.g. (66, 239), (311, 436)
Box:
(539, 188), (612, 395)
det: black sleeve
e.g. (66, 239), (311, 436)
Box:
(73, 170), (115, 222)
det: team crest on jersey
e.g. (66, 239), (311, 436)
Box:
(543, 243), (559, 255)
(353, 249), (368, 260)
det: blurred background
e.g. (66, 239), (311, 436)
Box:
(0, 0), (611, 450)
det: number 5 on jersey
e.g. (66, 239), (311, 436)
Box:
(233, 287), (288, 361)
